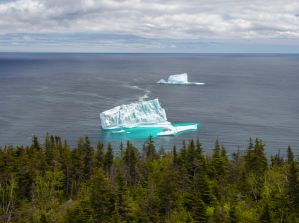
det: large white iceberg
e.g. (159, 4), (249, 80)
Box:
(100, 99), (171, 129)
(157, 73), (205, 85)
(100, 99), (198, 135)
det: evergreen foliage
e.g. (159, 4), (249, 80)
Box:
(173, 144), (178, 165)
(236, 166), (250, 196)
(227, 205), (238, 223)
(104, 142), (114, 171)
(287, 145), (294, 164)
(183, 191), (207, 222)
(64, 198), (96, 223)
(145, 135), (156, 161)
(83, 135), (94, 180)
(212, 139), (227, 179)
(95, 140), (104, 168)
(0, 135), (298, 222)
(259, 202), (272, 223)
(287, 161), (299, 209)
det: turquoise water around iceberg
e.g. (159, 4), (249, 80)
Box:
(102, 123), (200, 142)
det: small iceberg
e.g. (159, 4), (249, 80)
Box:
(157, 125), (197, 136)
(157, 73), (205, 85)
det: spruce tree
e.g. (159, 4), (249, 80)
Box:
(145, 135), (156, 160)
(287, 145), (294, 164)
(192, 195), (207, 223)
(179, 140), (187, 165)
(17, 146), (31, 199)
(110, 203), (122, 223)
(259, 202), (272, 223)
(212, 179), (222, 203)
(104, 143), (114, 171)
(253, 138), (268, 174)
(123, 141), (138, 185)
(3, 145), (16, 178)
(95, 140), (105, 168)
(124, 141), (131, 164)
(115, 170), (129, 219)
(60, 139), (71, 196)
(157, 168), (180, 215)
(220, 144), (228, 168)
(194, 172), (215, 205)
(244, 138), (254, 171)
(44, 133), (55, 166)
(38, 148), (50, 174)
(185, 213), (195, 223)
(212, 139), (226, 178)
(186, 139), (196, 174)
(84, 135), (94, 180)
(31, 135), (42, 151)
(187, 139), (196, 163)
(183, 192), (207, 222)
(115, 170), (127, 207)
(196, 138), (204, 157)
(288, 161), (299, 209)
(227, 205), (238, 223)
(119, 141), (124, 159)
(180, 165), (189, 195)
(270, 149), (284, 167)
(173, 144), (178, 165)
(245, 138), (267, 175)
(236, 166), (250, 196)
(129, 144), (138, 185)
(71, 137), (85, 193)
(54, 135), (62, 152)
(90, 167), (114, 221)
(64, 198), (96, 223)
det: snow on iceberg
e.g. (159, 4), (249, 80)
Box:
(157, 73), (205, 85)
(100, 99), (171, 129)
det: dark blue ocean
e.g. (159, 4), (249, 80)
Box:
(0, 53), (298, 156)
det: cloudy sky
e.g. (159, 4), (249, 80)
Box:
(0, 0), (299, 53)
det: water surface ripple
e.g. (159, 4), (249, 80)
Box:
(0, 53), (298, 155)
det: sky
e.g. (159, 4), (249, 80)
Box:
(0, 0), (299, 53)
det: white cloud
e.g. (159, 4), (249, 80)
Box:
(0, 0), (298, 42)
(22, 35), (34, 41)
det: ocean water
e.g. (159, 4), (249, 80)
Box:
(0, 53), (298, 156)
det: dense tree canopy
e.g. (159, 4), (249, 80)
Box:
(0, 135), (298, 222)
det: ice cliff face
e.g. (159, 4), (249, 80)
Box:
(168, 73), (188, 83)
(100, 99), (170, 129)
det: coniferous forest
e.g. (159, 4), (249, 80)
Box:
(0, 134), (299, 223)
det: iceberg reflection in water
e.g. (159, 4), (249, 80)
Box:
(102, 123), (200, 142)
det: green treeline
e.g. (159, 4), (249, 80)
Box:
(0, 134), (299, 222)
